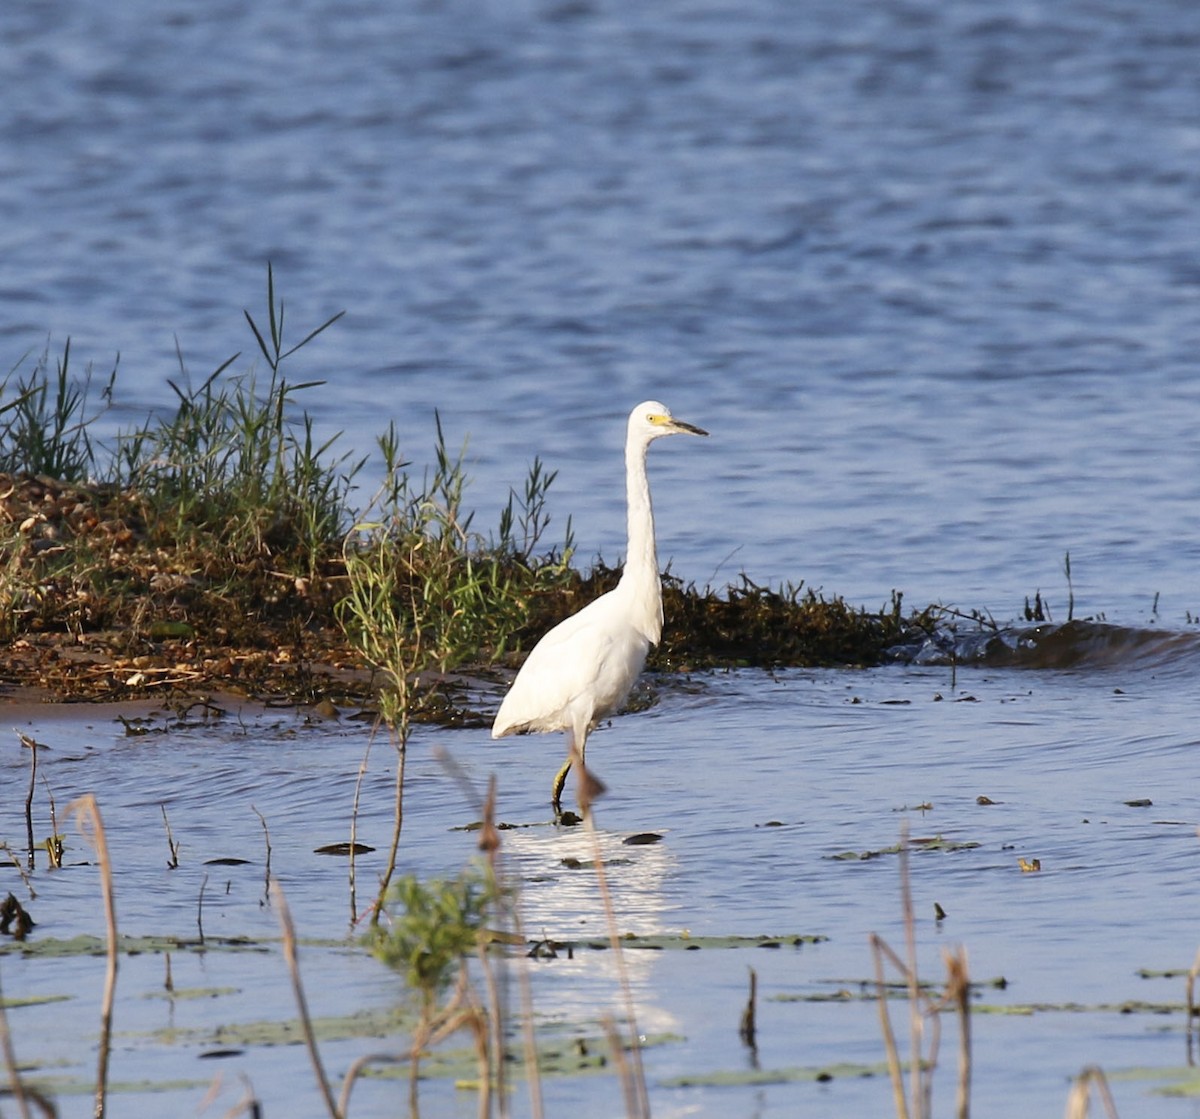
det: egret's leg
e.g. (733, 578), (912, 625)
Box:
(551, 758), (571, 813)
(551, 728), (575, 814)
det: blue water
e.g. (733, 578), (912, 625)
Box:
(3, 0), (1200, 622)
(3, 2), (1200, 1116)
(3, 664), (1200, 1118)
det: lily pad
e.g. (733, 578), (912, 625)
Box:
(1, 993), (72, 1010)
(828, 836), (981, 861)
(662, 1061), (890, 1088)
(0, 934), (272, 959)
(540, 932), (827, 954)
(141, 986), (240, 1001)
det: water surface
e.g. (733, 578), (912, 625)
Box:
(3, 642), (1200, 1117)
(2, 0), (1199, 1114)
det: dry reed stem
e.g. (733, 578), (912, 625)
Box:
(1064, 1065), (1120, 1119)
(219, 1072), (264, 1119)
(41, 774), (61, 869)
(21, 732), (39, 869)
(872, 932), (910, 1119)
(574, 747), (650, 1119)
(412, 966), (492, 1119)
(0, 842), (36, 898)
(601, 1014), (640, 1119)
(513, 903), (545, 1119)
(197, 871), (208, 945)
(942, 946), (971, 1119)
(197, 1072), (223, 1114)
(873, 827), (973, 1119)
(251, 806), (272, 903)
(1186, 943), (1200, 1064)
(431, 970), (491, 1119)
(456, 772), (544, 1119)
(408, 967), (475, 1118)
(271, 877), (342, 1119)
(160, 803), (180, 869)
(347, 728), (378, 927)
(476, 775), (507, 1117)
(338, 1052), (405, 1116)
(67, 794), (118, 1119)
(0, 959), (33, 1119)
(739, 967), (758, 1048)
(373, 729), (408, 928)
(898, 833), (928, 1119)
(434, 751), (512, 1118)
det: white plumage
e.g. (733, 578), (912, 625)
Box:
(492, 401), (707, 813)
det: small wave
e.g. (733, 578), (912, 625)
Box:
(895, 618), (1200, 673)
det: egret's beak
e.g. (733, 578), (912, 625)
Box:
(660, 416), (708, 437)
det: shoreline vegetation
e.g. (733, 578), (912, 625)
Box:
(0, 269), (935, 710)
(0, 274), (1165, 1119)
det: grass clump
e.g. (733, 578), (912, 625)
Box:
(0, 338), (113, 483)
(112, 265), (357, 577)
(0, 266), (367, 668)
(338, 413), (574, 728)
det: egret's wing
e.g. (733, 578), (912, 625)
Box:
(492, 594), (646, 737)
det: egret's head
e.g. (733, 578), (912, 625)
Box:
(631, 401), (709, 442)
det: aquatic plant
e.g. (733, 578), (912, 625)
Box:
(368, 867), (494, 1003)
(364, 866), (496, 1117)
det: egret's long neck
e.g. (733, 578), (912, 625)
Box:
(619, 433), (664, 644)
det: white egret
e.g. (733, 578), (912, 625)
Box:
(491, 401), (708, 814)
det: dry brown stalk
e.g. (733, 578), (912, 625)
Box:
(408, 965), (480, 1118)
(873, 828), (975, 1119)
(219, 1072), (264, 1119)
(0, 959), (33, 1119)
(739, 967), (758, 1049)
(941, 946), (971, 1119)
(898, 835), (928, 1119)
(1186, 943), (1200, 1064)
(251, 805), (272, 903)
(67, 794), (118, 1119)
(20, 732), (40, 869)
(347, 731), (377, 927)
(271, 878), (342, 1119)
(574, 747), (650, 1119)
(373, 730), (407, 928)
(872, 932), (911, 1119)
(160, 803), (180, 869)
(40, 774), (61, 869)
(512, 902), (545, 1119)
(1064, 1065), (1120, 1118)
(601, 1014), (640, 1119)
(197, 871), (208, 945)
(0, 842), (36, 898)
(338, 1051), (404, 1116)
(473, 774), (506, 1118)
